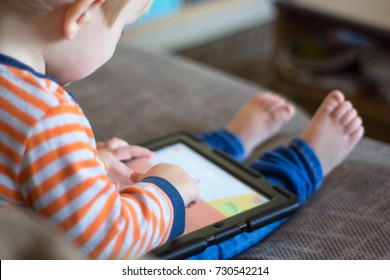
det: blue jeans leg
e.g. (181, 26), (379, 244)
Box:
(188, 129), (323, 260)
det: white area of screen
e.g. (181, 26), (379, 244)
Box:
(149, 143), (268, 203)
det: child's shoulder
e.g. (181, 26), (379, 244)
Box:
(0, 63), (81, 140)
(1, 63), (77, 112)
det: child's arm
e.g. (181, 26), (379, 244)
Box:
(21, 105), (197, 259)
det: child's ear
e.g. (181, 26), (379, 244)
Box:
(63, 0), (106, 40)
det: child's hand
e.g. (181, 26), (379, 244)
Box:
(97, 149), (132, 188)
(97, 137), (154, 187)
(97, 137), (154, 161)
(131, 163), (200, 208)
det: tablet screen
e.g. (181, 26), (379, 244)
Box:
(125, 143), (270, 234)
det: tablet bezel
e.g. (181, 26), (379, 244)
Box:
(134, 131), (300, 259)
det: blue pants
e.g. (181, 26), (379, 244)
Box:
(188, 129), (323, 260)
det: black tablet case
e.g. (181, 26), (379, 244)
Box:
(135, 132), (300, 260)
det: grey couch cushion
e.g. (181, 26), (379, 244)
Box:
(68, 43), (390, 259)
(237, 138), (390, 259)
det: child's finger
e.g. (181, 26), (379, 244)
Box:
(106, 137), (130, 149)
(130, 172), (145, 183)
(113, 145), (154, 161)
(110, 160), (133, 178)
(96, 141), (106, 148)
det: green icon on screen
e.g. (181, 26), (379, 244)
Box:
(220, 202), (243, 216)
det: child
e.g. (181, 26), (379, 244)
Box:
(0, 0), (363, 260)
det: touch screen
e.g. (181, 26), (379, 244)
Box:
(124, 143), (270, 234)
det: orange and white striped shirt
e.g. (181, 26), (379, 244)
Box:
(0, 54), (185, 259)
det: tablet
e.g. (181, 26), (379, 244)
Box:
(123, 132), (300, 259)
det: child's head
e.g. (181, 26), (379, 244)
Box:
(0, 0), (153, 84)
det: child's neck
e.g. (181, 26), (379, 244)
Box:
(0, 15), (46, 74)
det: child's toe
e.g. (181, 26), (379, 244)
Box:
(344, 116), (363, 134)
(340, 108), (358, 126)
(271, 104), (295, 122)
(321, 91), (345, 114)
(329, 90), (345, 103)
(331, 101), (352, 120)
(349, 126), (364, 144)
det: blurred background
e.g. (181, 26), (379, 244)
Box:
(123, 0), (390, 144)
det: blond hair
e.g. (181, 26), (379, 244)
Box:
(103, 0), (153, 26)
(0, 0), (153, 27)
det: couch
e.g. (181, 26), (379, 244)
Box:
(1, 43), (389, 259)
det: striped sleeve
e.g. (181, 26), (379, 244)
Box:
(19, 103), (185, 259)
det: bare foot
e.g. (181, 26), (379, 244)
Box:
(226, 92), (295, 156)
(301, 90), (364, 175)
